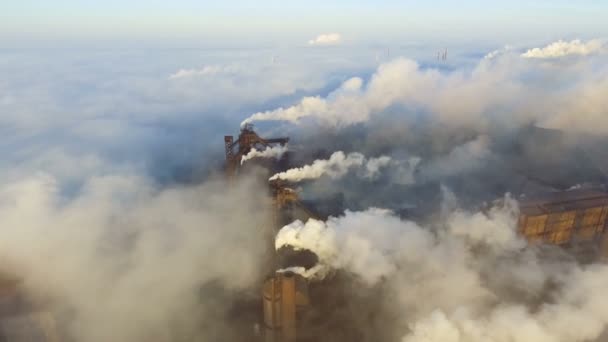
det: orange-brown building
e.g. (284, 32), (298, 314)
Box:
(518, 189), (608, 257)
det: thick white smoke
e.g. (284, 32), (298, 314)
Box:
(241, 145), (288, 164)
(275, 195), (608, 341)
(241, 39), (608, 135)
(268, 151), (391, 182)
(275, 208), (406, 285)
(0, 173), (272, 342)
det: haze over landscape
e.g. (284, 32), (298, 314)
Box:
(1, 1), (608, 341)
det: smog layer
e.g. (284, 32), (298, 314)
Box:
(1, 39), (608, 341)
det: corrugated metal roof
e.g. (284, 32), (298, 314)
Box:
(520, 189), (608, 215)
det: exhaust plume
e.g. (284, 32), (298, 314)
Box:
(241, 145), (288, 165)
(268, 151), (391, 182)
(241, 96), (328, 127)
(275, 208), (403, 285)
(241, 42), (608, 135)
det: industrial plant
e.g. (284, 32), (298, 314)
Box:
(0, 123), (605, 342)
(223, 123), (608, 342)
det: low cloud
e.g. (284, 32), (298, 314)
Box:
(0, 48), (374, 189)
(168, 65), (241, 80)
(522, 39), (605, 58)
(308, 33), (342, 46)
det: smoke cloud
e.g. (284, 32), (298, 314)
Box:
(269, 151), (391, 182)
(0, 172), (272, 342)
(241, 145), (288, 165)
(241, 41), (608, 135)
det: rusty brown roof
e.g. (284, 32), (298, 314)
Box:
(520, 189), (608, 216)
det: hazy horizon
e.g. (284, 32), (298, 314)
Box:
(2, 1), (608, 48)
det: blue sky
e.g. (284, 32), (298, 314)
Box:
(2, 0), (607, 47)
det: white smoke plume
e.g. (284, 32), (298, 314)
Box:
(240, 56), (530, 128)
(241, 41), (608, 135)
(308, 33), (342, 46)
(275, 208), (405, 285)
(275, 195), (608, 341)
(240, 76), (364, 127)
(241, 96), (329, 127)
(0, 173), (272, 342)
(241, 145), (288, 165)
(268, 151), (391, 182)
(522, 39), (605, 59)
